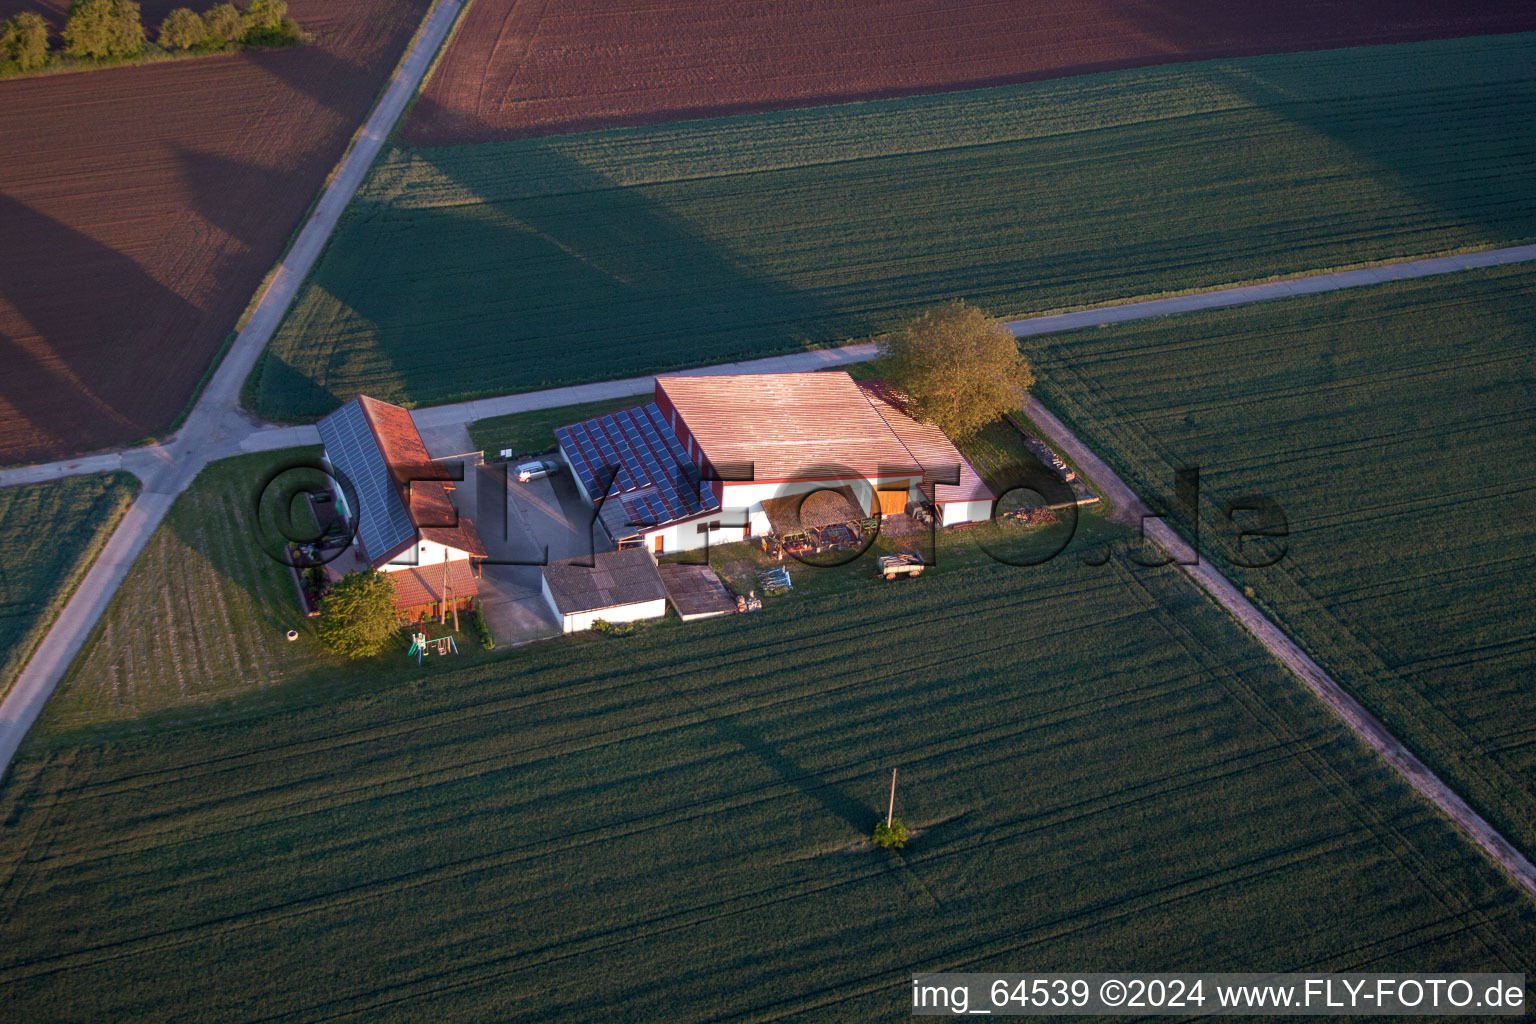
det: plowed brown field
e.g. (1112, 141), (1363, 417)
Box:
(403, 0), (1536, 146)
(0, 0), (431, 465)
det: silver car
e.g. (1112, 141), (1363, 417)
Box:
(516, 459), (560, 483)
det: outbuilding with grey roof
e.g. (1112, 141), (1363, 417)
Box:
(539, 548), (669, 634)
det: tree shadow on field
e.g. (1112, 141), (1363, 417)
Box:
(245, 34), (370, 122)
(172, 144), (316, 253)
(258, 139), (852, 418)
(0, 194), (202, 463)
(709, 714), (874, 833)
(1131, 2), (1536, 253)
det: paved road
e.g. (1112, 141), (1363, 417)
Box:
(0, 0), (465, 776)
(9, 243), (1536, 492)
(1006, 244), (1536, 337)
(1023, 400), (1536, 900)
(411, 342), (882, 432)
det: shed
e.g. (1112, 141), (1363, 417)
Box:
(657, 563), (737, 621)
(759, 484), (867, 538)
(539, 548), (669, 634)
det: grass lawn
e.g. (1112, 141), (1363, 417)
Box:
(1016, 261), (1536, 860)
(250, 33), (1536, 419)
(0, 473), (137, 700)
(467, 395), (648, 460)
(41, 449), (496, 735)
(3, 511), (1535, 1019)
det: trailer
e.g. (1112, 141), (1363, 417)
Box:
(877, 553), (927, 580)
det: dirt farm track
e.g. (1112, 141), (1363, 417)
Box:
(0, 0), (430, 465)
(402, 0), (1536, 145)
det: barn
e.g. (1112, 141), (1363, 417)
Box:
(553, 371), (992, 552)
(317, 396), (487, 621)
(539, 548), (669, 634)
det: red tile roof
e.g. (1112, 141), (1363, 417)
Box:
(655, 372), (920, 482)
(856, 381), (993, 504)
(356, 396), (487, 559)
(388, 559), (480, 609)
(652, 372), (990, 504)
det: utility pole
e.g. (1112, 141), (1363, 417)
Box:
(887, 767), (898, 828)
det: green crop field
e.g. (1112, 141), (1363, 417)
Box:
(249, 33), (1536, 420)
(0, 473), (137, 699)
(1017, 262), (1536, 860)
(44, 449), (494, 734)
(4, 525), (1535, 1020)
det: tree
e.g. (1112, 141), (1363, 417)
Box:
(315, 569), (398, 659)
(242, 0), (287, 30)
(158, 7), (205, 49)
(872, 819), (908, 849)
(200, 2), (242, 45)
(62, 0), (144, 59)
(1, 12), (51, 70)
(878, 300), (1034, 443)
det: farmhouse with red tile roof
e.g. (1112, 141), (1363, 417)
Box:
(317, 395), (486, 617)
(554, 371), (992, 553)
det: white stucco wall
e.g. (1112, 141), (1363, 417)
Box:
(564, 598), (668, 634)
(641, 513), (750, 554)
(721, 476), (900, 513)
(385, 537), (471, 570)
(941, 499), (994, 526)
(539, 573), (560, 624)
(541, 573), (668, 634)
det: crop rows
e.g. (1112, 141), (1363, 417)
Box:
(0, 473), (137, 699)
(44, 451), (333, 731)
(252, 34), (1536, 419)
(41, 448), (506, 735)
(402, 0), (1536, 146)
(1018, 262), (1536, 860)
(0, 0), (432, 464)
(2, 529), (1533, 1019)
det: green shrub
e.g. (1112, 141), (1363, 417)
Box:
(315, 569), (397, 659)
(158, 7), (205, 49)
(872, 819), (908, 849)
(471, 608), (495, 650)
(62, 0), (144, 59)
(1, 12), (51, 71)
(200, 3), (241, 45)
(591, 618), (636, 637)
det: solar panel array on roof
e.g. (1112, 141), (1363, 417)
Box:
(317, 400), (417, 564)
(555, 403), (719, 531)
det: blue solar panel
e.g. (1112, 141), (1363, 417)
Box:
(317, 401), (416, 564)
(554, 402), (721, 532)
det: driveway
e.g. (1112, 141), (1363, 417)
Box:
(463, 460), (612, 645)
